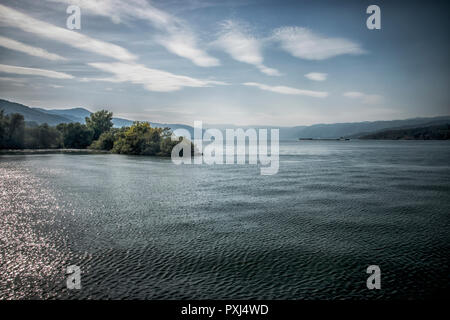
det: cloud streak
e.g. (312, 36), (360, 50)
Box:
(214, 21), (280, 76)
(86, 62), (225, 92)
(47, 0), (219, 67)
(0, 3), (227, 92)
(0, 36), (67, 61)
(155, 32), (219, 67)
(305, 72), (327, 81)
(0, 4), (137, 62)
(272, 27), (365, 60)
(343, 91), (383, 105)
(243, 82), (328, 97)
(0, 64), (74, 79)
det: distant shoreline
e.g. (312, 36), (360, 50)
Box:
(0, 149), (110, 155)
(298, 138), (350, 141)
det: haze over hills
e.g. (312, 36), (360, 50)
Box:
(289, 117), (450, 139)
(0, 99), (194, 135)
(0, 99), (71, 126)
(1, 98), (449, 140)
(34, 107), (92, 123)
(360, 123), (450, 140)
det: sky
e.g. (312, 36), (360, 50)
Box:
(0, 0), (448, 126)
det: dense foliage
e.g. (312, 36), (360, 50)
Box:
(85, 110), (113, 140)
(0, 111), (25, 149)
(0, 109), (191, 157)
(25, 123), (61, 149)
(56, 122), (94, 149)
(110, 122), (181, 156)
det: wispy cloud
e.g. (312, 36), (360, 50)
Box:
(46, 0), (171, 25)
(0, 3), (227, 92)
(155, 32), (219, 67)
(0, 36), (67, 61)
(47, 0), (219, 67)
(0, 76), (28, 86)
(305, 72), (327, 81)
(0, 64), (74, 79)
(243, 82), (328, 97)
(0, 77), (27, 83)
(0, 4), (136, 62)
(213, 21), (280, 76)
(85, 62), (225, 92)
(343, 91), (383, 105)
(272, 27), (365, 60)
(256, 65), (281, 77)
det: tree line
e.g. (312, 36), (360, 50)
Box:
(0, 109), (191, 156)
(359, 123), (450, 140)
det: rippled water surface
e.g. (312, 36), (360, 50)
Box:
(1, 141), (449, 299)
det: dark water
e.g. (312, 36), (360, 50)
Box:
(1, 141), (449, 299)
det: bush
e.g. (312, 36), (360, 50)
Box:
(0, 109), (197, 157)
(89, 129), (117, 151)
(110, 122), (187, 157)
(0, 111), (25, 149)
(25, 124), (62, 148)
(57, 123), (94, 148)
(85, 110), (113, 140)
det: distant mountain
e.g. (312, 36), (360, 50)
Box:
(0, 99), (134, 128)
(2, 98), (450, 139)
(35, 107), (91, 123)
(111, 117), (134, 127)
(204, 124), (304, 140)
(292, 117), (450, 139)
(359, 123), (450, 140)
(0, 99), (72, 126)
(0, 98), (195, 135)
(35, 106), (135, 127)
(205, 118), (450, 140)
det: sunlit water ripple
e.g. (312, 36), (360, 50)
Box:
(1, 141), (449, 299)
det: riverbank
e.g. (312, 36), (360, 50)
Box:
(0, 149), (110, 155)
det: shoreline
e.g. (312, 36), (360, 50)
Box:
(0, 149), (110, 155)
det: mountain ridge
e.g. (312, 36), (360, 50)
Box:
(1, 98), (450, 140)
(360, 123), (450, 140)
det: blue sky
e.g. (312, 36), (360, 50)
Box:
(0, 0), (448, 126)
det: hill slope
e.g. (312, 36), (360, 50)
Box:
(0, 99), (72, 126)
(293, 117), (450, 139)
(0, 98), (194, 135)
(35, 107), (91, 123)
(1, 99), (135, 127)
(35, 106), (134, 127)
(359, 123), (450, 140)
(2, 98), (450, 139)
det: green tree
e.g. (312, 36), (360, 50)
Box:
(112, 122), (164, 155)
(89, 128), (120, 151)
(25, 123), (62, 148)
(159, 127), (186, 156)
(57, 122), (93, 148)
(0, 108), (197, 155)
(85, 110), (113, 140)
(0, 112), (25, 149)
(110, 122), (195, 157)
(0, 110), (7, 148)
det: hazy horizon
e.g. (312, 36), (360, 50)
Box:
(3, 96), (450, 128)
